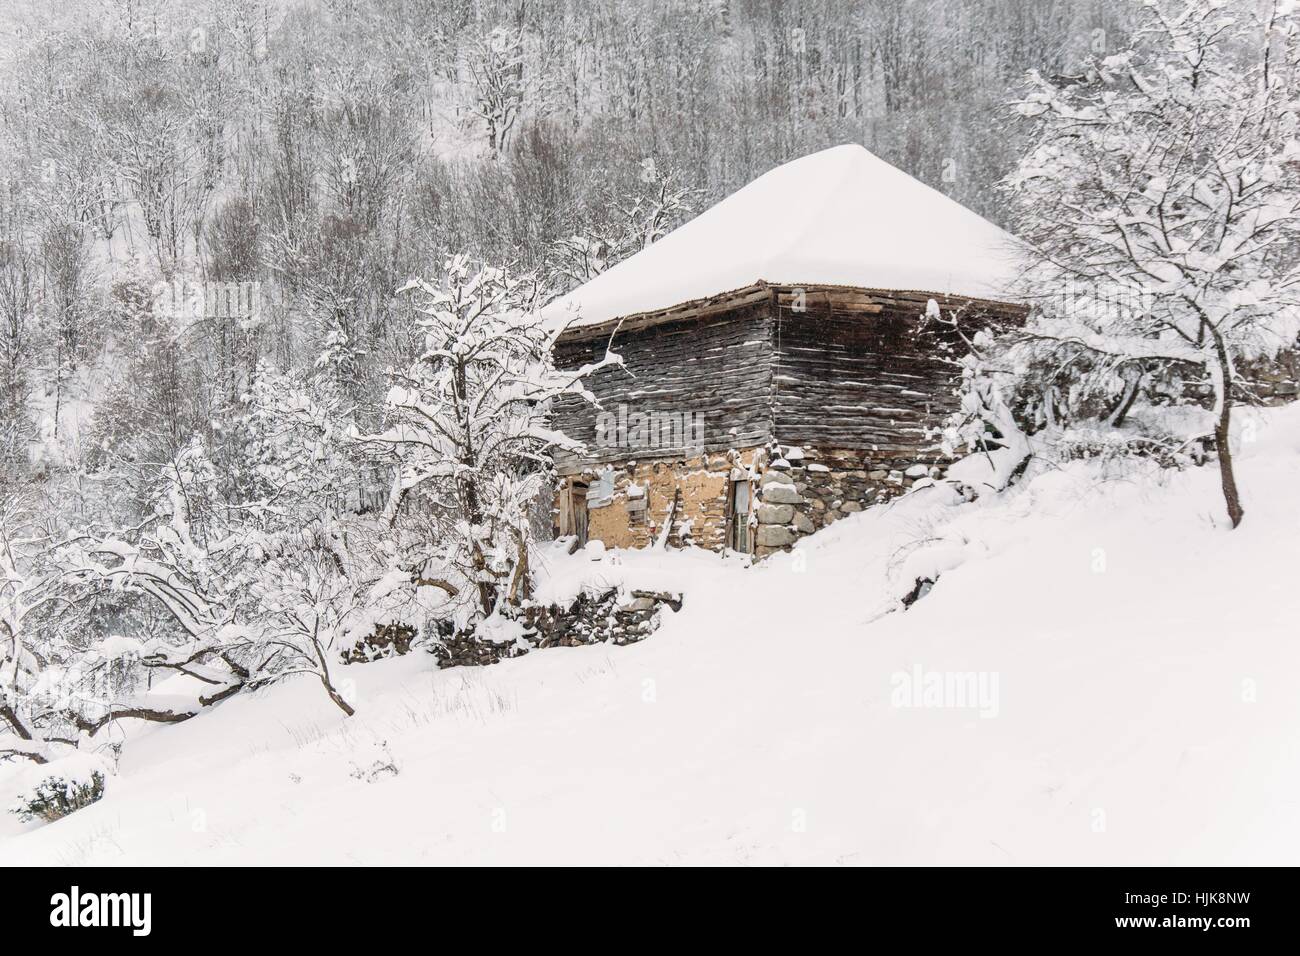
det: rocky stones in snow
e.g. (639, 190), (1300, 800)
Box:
(431, 587), (683, 669)
(755, 524), (797, 547)
(750, 448), (950, 556)
(760, 483), (803, 504)
(756, 502), (795, 524)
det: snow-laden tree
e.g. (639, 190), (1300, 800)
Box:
(974, 0), (1300, 526)
(55, 371), (402, 731)
(550, 159), (696, 292)
(0, 490), (60, 764)
(362, 255), (618, 623)
(1, 483), (211, 766)
(468, 25), (527, 156)
(0, 235), (36, 474)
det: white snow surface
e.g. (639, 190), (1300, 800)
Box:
(543, 144), (1026, 330)
(2, 404), (1299, 864)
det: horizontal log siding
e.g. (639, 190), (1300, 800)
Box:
(552, 303), (775, 471)
(770, 301), (970, 455)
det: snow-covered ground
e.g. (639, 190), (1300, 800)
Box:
(3, 405), (1298, 865)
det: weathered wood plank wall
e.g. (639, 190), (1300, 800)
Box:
(771, 292), (1023, 455)
(552, 289), (1024, 471)
(772, 304), (951, 454)
(551, 301), (775, 472)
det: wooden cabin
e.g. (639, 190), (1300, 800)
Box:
(543, 145), (1027, 557)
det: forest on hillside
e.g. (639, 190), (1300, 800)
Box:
(0, 0), (1134, 484)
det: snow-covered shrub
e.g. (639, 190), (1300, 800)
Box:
(939, 329), (1033, 494)
(10, 754), (111, 823)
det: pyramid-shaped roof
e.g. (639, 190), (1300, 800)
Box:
(544, 144), (1025, 331)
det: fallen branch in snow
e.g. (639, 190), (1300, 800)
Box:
(67, 696), (228, 736)
(900, 576), (936, 608)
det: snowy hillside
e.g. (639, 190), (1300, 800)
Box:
(2, 404), (1297, 866)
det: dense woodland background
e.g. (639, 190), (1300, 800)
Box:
(0, 0), (1136, 496)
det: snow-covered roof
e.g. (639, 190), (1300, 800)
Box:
(543, 144), (1026, 331)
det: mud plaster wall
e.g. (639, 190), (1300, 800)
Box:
(558, 448), (762, 551)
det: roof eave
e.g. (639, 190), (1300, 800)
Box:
(554, 281), (1027, 342)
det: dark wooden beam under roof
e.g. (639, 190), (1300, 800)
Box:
(554, 281), (1026, 343)
(555, 283), (774, 342)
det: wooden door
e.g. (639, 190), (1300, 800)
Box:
(727, 478), (751, 553)
(571, 481), (589, 546)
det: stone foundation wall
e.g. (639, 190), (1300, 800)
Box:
(1241, 348), (1300, 405)
(751, 445), (945, 557)
(432, 588), (682, 668)
(1181, 347), (1299, 408)
(557, 442), (948, 559)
